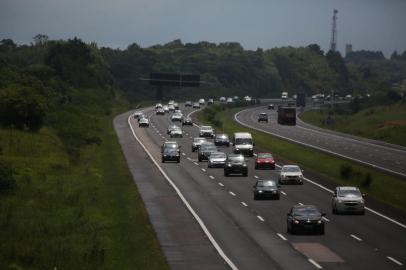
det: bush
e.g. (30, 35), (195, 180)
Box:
(340, 164), (353, 179)
(0, 161), (16, 192)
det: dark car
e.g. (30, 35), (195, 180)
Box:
(214, 134), (230, 147)
(253, 180), (280, 200)
(287, 205), (325, 235)
(224, 154), (248, 176)
(198, 143), (217, 162)
(182, 117), (193, 126)
(162, 148), (180, 163)
(268, 104), (275, 110)
(258, 113), (269, 123)
(185, 101), (192, 107)
(255, 152), (275, 169)
(192, 137), (207, 152)
(161, 141), (180, 153)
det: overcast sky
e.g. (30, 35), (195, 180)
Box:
(1, 0), (405, 56)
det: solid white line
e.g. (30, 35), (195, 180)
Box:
(194, 162), (199, 166)
(350, 234), (362, 241)
(254, 175), (259, 179)
(257, 216), (265, 222)
(127, 114), (238, 270)
(234, 108), (406, 178)
(277, 233), (287, 241)
(229, 191), (236, 196)
(241, 202), (248, 207)
(218, 182), (224, 187)
(181, 152), (186, 156)
(280, 191), (287, 196)
(209, 175), (215, 179)
(322, 217), (330, 222)
(202, 168), (206, 172)
(387, 256), (403, 266)
(308, 258), (322, 269)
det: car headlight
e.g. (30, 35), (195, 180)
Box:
(317, 220), (323, 224)
(337, 199), (343, 203)
(272, 190), (277, 193)
(258, 190), (263, 193)
(227, 164), (232, 167)
(293, 220), (299, 224)
(242, 164), (247, 167)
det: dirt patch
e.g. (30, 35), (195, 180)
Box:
(376, 120), (406, 129)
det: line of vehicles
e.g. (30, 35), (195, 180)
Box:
(135, 100), (366, 235)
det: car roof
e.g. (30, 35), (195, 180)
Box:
(234, 132), (252, 138)
(194, 137), (207, 140)
(201, 126), (212, 129)
(338, 186), (359, 191)
(293, 204), (318, 210)
(283, 165), (299, 168)
(257, 179), (276, 183)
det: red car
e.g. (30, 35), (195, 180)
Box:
(255, 152), (276, 169)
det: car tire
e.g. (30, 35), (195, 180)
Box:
(276, 194), (280, 200)
(254, 194), (258, 200)
(161, 159), (165, 163)
(224, 171), (229, 177)
(198, 157), (202, 162)
(177, 158), (180, 163)
(243, 172), (248, 177)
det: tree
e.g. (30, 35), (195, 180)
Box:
(326, 50), (349, 89)
(391, 51), (399, 60)
(33, 34), (49, 46)
(0, 39), (17, 51)
(307, 44), (324, 56)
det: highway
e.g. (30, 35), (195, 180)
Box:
(117, 104), (406, 270)
(235, 103), (406, 178)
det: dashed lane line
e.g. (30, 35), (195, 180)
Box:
(277, 233), (287, 241)
(209, 175), (215, 179)
(218, 182), (224, 187)
(257, 216), (265, 222)
(241, 202), (248, 207)
(350, 234), (362, 241)
(308, 258), (322, 269)
(387, 256), (403, 266)
(280, 191), (287, 196)
(229, 191), (236, 196)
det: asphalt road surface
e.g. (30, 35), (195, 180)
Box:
(117, 104), (406, 270)
(235, 104), (406, 178)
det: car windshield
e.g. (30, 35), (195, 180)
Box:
(235, 138), (252, 145)
(164, 148), (178, 154)
(201, 126), (212, 131)
(202, 146), (217, 151)
(293, 206), (320, 216)
(164, 143), (178, 149)
(282, 166), (300, 173)
(211, 153), (225, 158)
(260, 113), (267, 116)
(258, 153), (273, 158)
(257, 181), (276, 187)
(194, 138), (207, 143)
(228, 155), (244, 162)
(338, 188), (362, 197)
(216, 134), (228, 139)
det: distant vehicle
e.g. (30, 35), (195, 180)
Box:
(281, 91), (288, 99)
(185, 101), (192, 107)
(258, 113), (269, 123)
(292, 94), (297, 100)
(168, 100), (175, 105)
(138, 117), (150, 127)
(268, 104), (275, 110)
(155, 103), (163, 109)
(208, 98), (214, 105)
(192, 137), (208, 152)
(199, 126), (214, 138)
(156, 108), (165, 115)
(214, 133), (230, 147)
(296, 92), (306, 107)
(233, 96), (239, 101)
(163, 105), (169, 113)
(171, 113), (183, 122)
(226, 97), (233, 103)
(277, 106), (296, 125)
(253, 180), (280, 200)
(332, 186), (365, 215)
(224, 154), (248, 176)
(174, 103), (180, 110)
(133, 111), (143, 119)
(255, 152), (275, 169)
(219, 97), (226, 103)
(170, 128), (183, 138)
(168, 104), (175, 112)
(182, 117), (193, 126)
(233, 132), (254, 157)
(199, 98), (205, 105)
(174, 109), (182, 115)
(279, 165), (304, 184)
(208, 152), (227, 168)
(192, 102), (200, 109)
(198, 143), (218, 162)
(345, 94), (353, 100)
(287, 205), (325, 234)
(161, 147), (180, 163)
(167, 124), (180, 134)
(244, 96), (252, 102)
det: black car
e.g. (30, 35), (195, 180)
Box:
(253, 180), (280, 200)
(182, 117), (193, 126)
(258, 113), (268, 123)
(287, 205), (325, 235)
(224, 154), (248, 176)
(214, 134), (230, 147)
(198, 143), (217, 162)
(161, 148), (180, 163)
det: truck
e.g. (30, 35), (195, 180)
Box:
(233, 132), (254, 157)
(277, 106), (296, 125)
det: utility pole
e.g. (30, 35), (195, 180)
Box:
(330, 9), (338, 52)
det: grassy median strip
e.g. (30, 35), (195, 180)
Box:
(197, 105), (406, 213)
(0, 106), (168, 269)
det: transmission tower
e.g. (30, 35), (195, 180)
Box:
(330, 9), (338, 52)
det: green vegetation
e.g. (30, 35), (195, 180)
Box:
(197, 105), (406, 213)
(300, 102), (406, 146)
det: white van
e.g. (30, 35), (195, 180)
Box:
(233, 132), (254, 157)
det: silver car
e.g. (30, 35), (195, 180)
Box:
(170, 128), (183, 138)
(199, 126), (214, 138)
(192, 137), (207, 152)
(208, 152), (227, 168)
(332, 186), (365, 215)
(278, 165), (304, 185)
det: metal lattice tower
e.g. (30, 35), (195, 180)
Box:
(330, 9), (338, 51)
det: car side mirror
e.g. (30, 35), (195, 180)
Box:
(362, 193), (366, 197)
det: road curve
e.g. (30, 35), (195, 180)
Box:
(234, 105), (406, 178)
(115, 104), (406, 270)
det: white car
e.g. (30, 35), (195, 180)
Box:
(163, 105), (169, 113)
(199, 98), (205, 105)
(199, 126), (214, 138)
(332, 186), (365, 215)
(171, 113), (183, 122)
(244, 96), (252, 102)
(226, 97), (233, 103)
(138, 118), (150, 127)
(278, 165), (304, 185)
(167, 125), (180, 134)
(133, 111), (143, 119)
(192, 137), (208, 152)
(219, 97), (226, 103)
(170, 128), (183, 138)
(155, 103), (163, 109)
(192, 102), (200, 109)
(168, 104), (175, 112)
(168, 100), (175, 105)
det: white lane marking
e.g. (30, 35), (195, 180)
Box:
(257, 216), (265, 222)
(253, 153), (257, 157)
(194, 162), (199, 166)
(277, 233), (287, 241)
(308, 258), (322, 269)
(190, 136), (193, 139)
(322, 217), (330, 222)
(218, 182), (224, 187)
(350, 234), (362, 241)
(298, 202), (304, 206)
(254, 175), (259, 179)
(387, 256), (403, 266)
(181, 152), (186, 156)
(202, 168), (206, 172)
(187, 157), (192, 161)
(209, 175), (215, 179)
(280, 191), (287, 196)
(241, 202), (248, 207)
(127, 114), (238, 270)
(229, 191), (236, 196)
(161, 136), (165, 139)
(234, 108), (406, 178)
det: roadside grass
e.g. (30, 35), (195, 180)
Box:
(197, 105), (406, 213)
(0, 105), (169, 269)
(299, 102), (406, 147)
